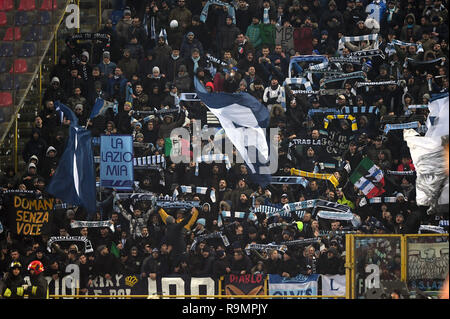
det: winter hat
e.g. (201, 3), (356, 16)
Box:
(29, 155), (39, 163)
(97, 245), (107, 253)
(28, 162), (36, 169)
(124, 9), (132, 16)
(196, 218), (206, 226)
(152, 66), (160, 73)
(51, 77), (60, 83)
(103, 51), (111, 59)
(81, 51), (89, 62)
(46, 146), (57, 155)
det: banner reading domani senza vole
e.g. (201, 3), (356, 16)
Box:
(6, 193), (55, 236)
(100, 135), (134, 190)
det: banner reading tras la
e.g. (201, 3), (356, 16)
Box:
(4, 192), (55, 236)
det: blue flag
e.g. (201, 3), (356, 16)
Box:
(55, 101), (78, 126)
(46, 103), (97, 216)
(194, 77), (273, 186)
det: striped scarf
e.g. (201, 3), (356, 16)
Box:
(348, 48), (385, 59)
(174, 185), (216, 203)
(418, 225), (447, 234)
(263, 8), (270, 24)
(94, 155), (166, 169)
(47, 236), (94, 253)
(134, 155), (166, 169)
(408, 104), (428, 109)
(338, 34), (379, 52)
(191, 231), (230, 251)
(245, 243), (287, 255)
(323, 114), (358, 132)
(321, 71), (365, 89)
(328, 57), (362, 64)
(386, 39), (424, 56)
(385, 170), (416, 176)
(307, 108), (341, 117)
(341, 106), (380, 116)
(270, 176), (309, 188)
(291, 89), (320, 95)
(195, 154), (231, 176)
(383, 122), (419, 134)
(280, 238), (320, 246)
(290, 168), (339, 188)
(356, 80), (398, 88)
(316, 210), (354, 221)
(439, 220), (449, 227)
(284, 77), (313, 92)
(70, 220), (115, 232)
(156, 200), (200, 209)
(217, 210), (257, 227)
(359, 196), (398, 207)
(318, 230), (357, 237)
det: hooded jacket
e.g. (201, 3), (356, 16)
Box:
(400, 13), (422, 41)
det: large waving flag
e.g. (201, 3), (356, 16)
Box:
(194, 77), (273, 186)
(46, 102), (97, 216)
(89, 98), (116, 119)
(349, 157), (385, 199)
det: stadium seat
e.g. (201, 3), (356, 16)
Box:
(9, 59), (28, 73)
(18, 0), (36, 11)
(15, 11), (29, 26)
(0, 92), (13, 107)
(37, 10), (51, 25)
(0, 59), (7, 73)
(0, 43), (13, 57)
(111, 10), (124, 25)
(3, 27), (22, 41)
(0, 12), (7, 26)
(18, 43), (36, 57)
(0, 75), (21, 90)
(0, 0), (14, 11)
(25, 26), (42, 41)
(40, 0), (57, 11)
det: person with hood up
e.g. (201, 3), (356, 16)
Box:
(40, 146), (59, 182)
(317, 246), (344, 275)
(262, 77), (285, 111)
(180, 32), (204, 59)
(22, 128), (48, 164)
(173, 65), (192, 92)
(117, 49), (139, 81)
(400, 13), (423, 42)
(43, 77), (67, 104)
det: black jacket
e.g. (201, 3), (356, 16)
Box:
(25, 273), (48, 299)
(2, 272), (26, 299)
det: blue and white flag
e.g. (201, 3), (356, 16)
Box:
(268, 274), (320, 298)
(89, 98), (117, 119)
(100, 135), (134, 190)
(194, 77), (273, 186)
(46, 103), (96, 216)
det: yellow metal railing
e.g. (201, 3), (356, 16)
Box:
(48, 294), (346, 299)
(345, 233), (449, 299)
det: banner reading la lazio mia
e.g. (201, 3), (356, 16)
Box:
(100, 135), (134, 190)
